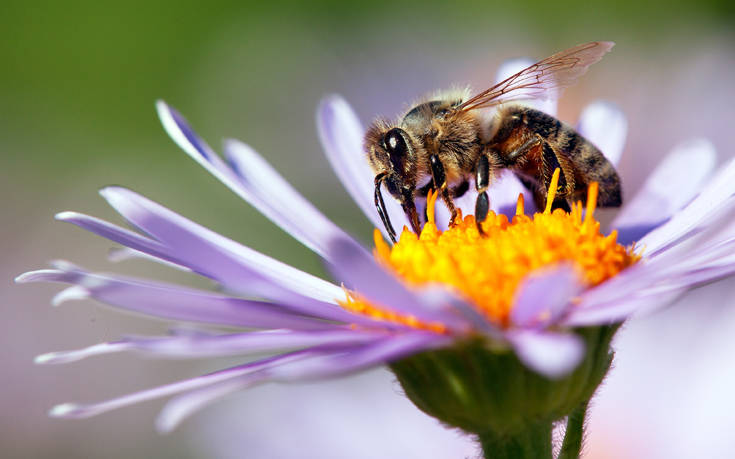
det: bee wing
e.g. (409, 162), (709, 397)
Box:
(457, 41), (614, 112)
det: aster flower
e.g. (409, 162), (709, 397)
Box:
(17, 57), (735, 457)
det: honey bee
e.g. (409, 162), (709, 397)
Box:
(365, 41), (622, 242)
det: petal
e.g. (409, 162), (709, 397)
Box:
(156, 378), (249, 433)
(157, 101), (350, 259)
(317, 95), (408, 238)
(506, 330), (585, 378)
(417, 284), (501, 338)
(155, 331), (448, 432)
(510, 264), (583, 329)
(564, 290), (683, 326)
(108, 247), (192, 272)
(325, 236), (473, 332)
(48, 352), (309, 420)
(97, 187), (345, 306)
(16, 262), (366, 327)
(55, 211), (170, 260)
(640, 149), (735, 256)
(262, 331), (451, 381)
(576, 101), (627, 166)
(34, 329), (388, 364)
(223, 138), (357, 259)
(614, 138), (716, 245)
(491, 172), (536, 217)
(495, 58), (558, 116)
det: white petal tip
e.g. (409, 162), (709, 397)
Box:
(52, 286), (90, 307)
(54, 211), (79, 221)
(98, 186), (118, 198)
(155, 99), (171, 118)
(49, 403), (85, 419)
(154, 416), (177, 435)
(15, 270), (52, 283)
(319, 93), (346, 107)
(35, 352), (64, 364)
(510, 331), (586, 379)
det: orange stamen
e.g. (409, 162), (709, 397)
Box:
(339, 181), (639, 329)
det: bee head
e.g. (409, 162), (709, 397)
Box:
(365, 123), (417, 198)
(365, 122), (422, 241)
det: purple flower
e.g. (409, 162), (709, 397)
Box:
(16, 58), (735, 437)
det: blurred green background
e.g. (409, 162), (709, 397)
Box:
(2, 1), (734, 458)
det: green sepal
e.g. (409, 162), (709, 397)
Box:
(390, 325), (617, 437)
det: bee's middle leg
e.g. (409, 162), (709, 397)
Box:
(505, 135), (574, 213)
(474, 153), (491, 234)
(429, 154), (458, 225)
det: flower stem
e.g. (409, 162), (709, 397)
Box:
(559, 400), (589, 459)
(478, 422), (553, 459)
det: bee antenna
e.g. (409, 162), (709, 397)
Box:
(374, 174), (397, 243)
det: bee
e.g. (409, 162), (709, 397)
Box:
(365, 41), (622, 243)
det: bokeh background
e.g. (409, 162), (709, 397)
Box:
(3, 1), (735, 458)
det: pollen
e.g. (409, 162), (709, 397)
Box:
(339, 170), (639, 330)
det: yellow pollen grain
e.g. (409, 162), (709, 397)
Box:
(339, 171), (639, 329)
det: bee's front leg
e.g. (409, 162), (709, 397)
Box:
(429, 154), (458, 225)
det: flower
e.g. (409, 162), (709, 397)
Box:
(16, 58), (735, 452)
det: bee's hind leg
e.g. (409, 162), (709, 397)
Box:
(429, 154), (458, 225)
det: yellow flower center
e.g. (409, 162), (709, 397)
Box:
(339, 170), (639, 332)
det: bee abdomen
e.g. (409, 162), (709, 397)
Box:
(559, 128), (622, 207)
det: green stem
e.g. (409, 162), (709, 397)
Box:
(478, 422), (553, 459)
(559, 400), (589, 459)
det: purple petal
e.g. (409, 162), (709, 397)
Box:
(156, 331), (449, 431)
(55, 212), (171, 261)
(325, 236), (473, 332)
(317, 95), (409, 238)
(97, 187), (346, 306)
(265, 331), (451, 381)
(223, 138), (357, 259)
(495, 58), (558, 116)
(16, 263), (365, 327)
(506, 330), (585, 378)
(157, 101), (352, 259)
(640, 150), (735, 256)
(576, 101), (627, 166)
(510, 264), (583, 329)
(108, 247), (192, 272)
(156, 377), (250, 433)
(156, 100), (220, 162)
(567, 215), (735, 327)
(564, 290), (683, 326)
(35, 329), (388, 364)
(48, 353), (308, 420)
(417, 284), (501, 338)
(614, 139), (716, 245)
(490, 172), (536, 216)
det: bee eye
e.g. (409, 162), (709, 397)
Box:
(383, 128), (408, 157)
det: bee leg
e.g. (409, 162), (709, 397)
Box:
(507, 135), (573, 213)
(374, 173), (397, 243)
(475, 154), (491, 235)
(429, 154), (458, 225)
(539, 141), (574, 212)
